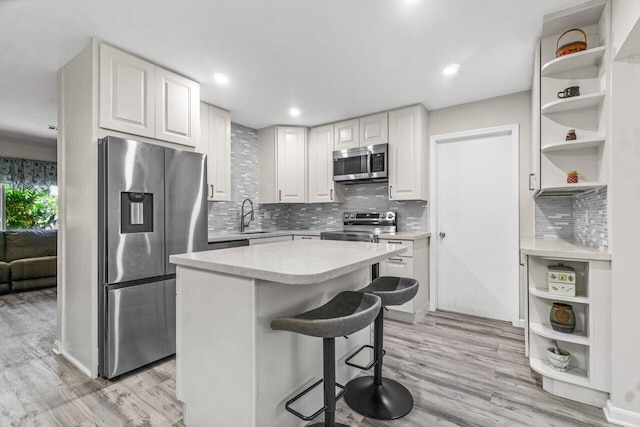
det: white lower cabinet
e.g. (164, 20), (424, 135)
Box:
(249, 236), (292, 246)
(525, 254), (611, 407)
(293, 235), (320, 240)
(378, 236), (429, 323)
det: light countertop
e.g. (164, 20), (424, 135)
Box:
(171, 239), (407, 285)
(520, 237), (611, 261)
(208, 229), (430, 243)
(378, 231), (430, 241)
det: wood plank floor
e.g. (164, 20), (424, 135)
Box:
(0, 289), (613, 426)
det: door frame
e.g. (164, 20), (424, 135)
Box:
(429, 124), (520, 325)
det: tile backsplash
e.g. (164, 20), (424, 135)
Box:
(207, 123), (428, 234)
(535, 187), (608, 250)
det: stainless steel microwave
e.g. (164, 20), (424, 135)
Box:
(333, 144), (388, 184)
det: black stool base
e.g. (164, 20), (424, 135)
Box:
(308, 423), (349, 427)
(344, 376), (413, 420)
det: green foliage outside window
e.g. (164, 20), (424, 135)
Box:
(5, 186), (58, 229)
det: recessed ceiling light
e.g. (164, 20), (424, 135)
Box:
(443, 64), (460, 76)
(289, 107), (301, 117)
(213, 73), (229, 85)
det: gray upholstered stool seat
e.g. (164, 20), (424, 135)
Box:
(358, 276), (419, 306)
(271, 291), (381, 427)
(271, 291), (381, 338)
(345, 276), (420, 420)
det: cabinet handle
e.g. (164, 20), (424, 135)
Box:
(209, 184), (213, 198)
(301, 237), (313, 240)
(388, 257), (405, 263)
(279, 189), (282, 202)
(387, 241), (403, 245)
(330, 189), (333, 201)
(211, 184), (215, 197)
(529, 174), (535, 191)
(389, 185), (393, 199)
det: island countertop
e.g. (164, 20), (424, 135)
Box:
(170, 239), (406, 285)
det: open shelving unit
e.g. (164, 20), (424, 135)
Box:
(525, 252), (611, 406)
(533, 0), (609, 198)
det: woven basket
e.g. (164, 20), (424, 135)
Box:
(556, 28), (587, 58)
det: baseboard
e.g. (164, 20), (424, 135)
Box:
(61, 350), (93, 378)
(52, 340), (61, 355)
(385, 302), (430, 325)
(605, 400), (640, 427)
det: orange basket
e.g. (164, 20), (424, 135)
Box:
(556, 29), (587, 58)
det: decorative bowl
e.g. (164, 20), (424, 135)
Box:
(547, 347), (572, 371)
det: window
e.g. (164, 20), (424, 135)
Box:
(0, 184), (58, 230)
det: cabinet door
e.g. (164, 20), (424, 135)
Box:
(208, 105), (231, 201)
(388, 105), (427, 201)
(531, 41), (541, 193)
(334, 119), (360, 150)
(155, 67), (200, 147)
(99, 44), (155, 138)
(308, 124), (344, 203)
(277, 127), (306, 203)
(249, 236), (292, 246)
(379, 256), (415, 313)
(360, 112), (388, 146)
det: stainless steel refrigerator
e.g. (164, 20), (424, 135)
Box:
(98, 136), (207, 379)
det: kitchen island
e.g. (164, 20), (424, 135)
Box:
(169, 239), (406, 427)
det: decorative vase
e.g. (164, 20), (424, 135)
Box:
(550, 303), (576, 333)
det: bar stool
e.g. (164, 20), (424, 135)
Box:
(271, 291), (381, 427)
(344, 276), (419, 420)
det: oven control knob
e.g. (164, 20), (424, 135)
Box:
(379, 213), (384, 219)
(344, 213), (349, 219)
(387, 213), (394, 219)
(351, 213), (356, 219)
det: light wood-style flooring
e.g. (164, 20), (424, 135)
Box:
(0, 289), (613, 426)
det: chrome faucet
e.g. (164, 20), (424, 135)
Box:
(240, 198), (254, 232)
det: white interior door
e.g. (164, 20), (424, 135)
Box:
(435, 127), (518, 323)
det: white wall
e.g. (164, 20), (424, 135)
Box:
(607, 1), (640, 424)
(0, 139), (57, 162)
(428, 91), (533, 239)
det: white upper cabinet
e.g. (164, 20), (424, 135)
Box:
(388, 105), (428, 201)
(334, 119), (360, 150)
(308, 124), (345, 203)
(277, 127), (307, 203)
(155, 67), (200, 147)
(99, 44), (156, 138)
(199, 103), (231, 202)
(359, 112), (388, 146)
(99, 43), (200, 147)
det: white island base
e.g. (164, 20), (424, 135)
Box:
(171, 240), (406, 427)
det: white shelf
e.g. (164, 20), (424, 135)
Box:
(541, 47), (606, 77)
(530, 357), (590, 388)
(541, 92), (606, 115)
(529, 321), (589, 346)
(541, 137), (605, 153)
(535, 182), (607, 197)
(529, 286), (589, 304)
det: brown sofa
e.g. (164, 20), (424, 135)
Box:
(0, 229), (57, 294)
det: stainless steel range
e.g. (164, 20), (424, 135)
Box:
(320, 211), (397, 243)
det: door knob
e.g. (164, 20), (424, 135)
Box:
(439, 232), (446, 238)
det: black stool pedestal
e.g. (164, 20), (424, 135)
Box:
(344, 305), (414, 419)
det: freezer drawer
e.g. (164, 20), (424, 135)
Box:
(104, 279), (176, 378)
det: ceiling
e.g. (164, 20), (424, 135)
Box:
(0, 0), (590, 146)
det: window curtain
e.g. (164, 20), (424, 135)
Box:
(0, 157), (57, 188)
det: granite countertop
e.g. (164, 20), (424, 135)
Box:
(520, 237), (611, 261)
(170, 240), (407, 285)
(208, 229), (429, 243)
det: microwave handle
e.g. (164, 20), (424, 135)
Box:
(366, 153), (372, 176)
